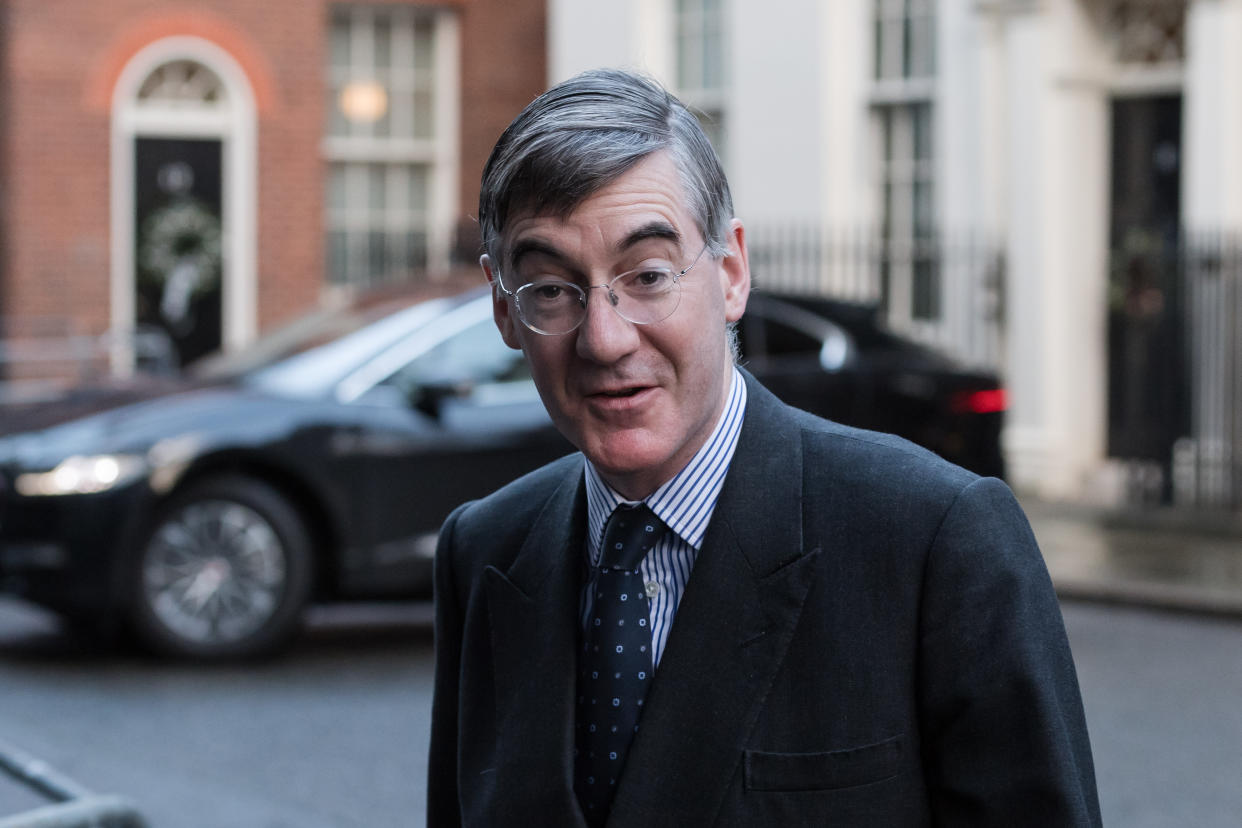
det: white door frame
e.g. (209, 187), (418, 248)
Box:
(110, 36), (257, 373)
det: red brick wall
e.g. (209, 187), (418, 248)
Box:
(0, 0), (546, 366)
(458, 0), (548, 256)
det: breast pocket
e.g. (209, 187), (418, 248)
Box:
(743, 735), (904, 792)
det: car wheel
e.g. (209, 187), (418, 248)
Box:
(130, 475), (314, 659)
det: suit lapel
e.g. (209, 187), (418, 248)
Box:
(483, 461), (589, 825)
(608, 377), (822, 827)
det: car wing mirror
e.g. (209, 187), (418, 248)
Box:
(819, 327), (855, 373)
(413, 380), (469, 418)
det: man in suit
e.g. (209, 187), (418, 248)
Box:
(428, 68), (1101, 827)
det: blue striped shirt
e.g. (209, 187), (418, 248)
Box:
(582, 367), (748, 669)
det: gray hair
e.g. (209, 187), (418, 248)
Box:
(478, 68), (734, 268)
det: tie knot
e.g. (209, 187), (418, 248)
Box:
(599, 504), (666, 571)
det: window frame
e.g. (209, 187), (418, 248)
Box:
(673, 0), (729, 165)
(870, 0), (939, 326)
(323, 5), (458, 289)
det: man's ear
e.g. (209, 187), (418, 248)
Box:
(482, 254), (523, 350)
(719, 218), (751, 323)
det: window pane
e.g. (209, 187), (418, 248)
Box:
(882, 179), (894, 235)
(375, 16), (392, 69)
(413, 89), (433, 139)
(697, 111), (725, 164)
(912, 257), (939, 319)
(701, 0), (724, 92)
(327, 87), (349, 137)
(677, 37), (696, 90)
(913, 102), (932, 161)
(873, 9), (885, 80)
(914, 178), (934, 235)
(902, 0), (914, 78)
(911, 10), (934, 77)
(374, 84), (393, 138)
(414, 17), (434, 73)
(369, 164), (387, 212)
(403, 231), (428, 270)
(703, 28), (723, 90)
(330, 13), (351, 68)
(882, 108), (895, 161)
(327, 164), (346, 210)
(368, 231), (388, 282)
(327, 230), (349, 285)
(408, 166), (428, 213)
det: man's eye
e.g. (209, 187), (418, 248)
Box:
(625, 270), (672, 291)
(527, 282), (572, 302)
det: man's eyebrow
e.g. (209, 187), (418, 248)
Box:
(507, 238), (566, 273)
(506, 221), (683, 272)
(617, 221), (682, 252)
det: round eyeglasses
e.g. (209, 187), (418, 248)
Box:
(495, 244), (709, 336)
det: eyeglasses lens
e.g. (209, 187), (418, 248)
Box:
(516, 268), (681, 335)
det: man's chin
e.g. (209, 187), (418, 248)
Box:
(580, 434), (673, 497)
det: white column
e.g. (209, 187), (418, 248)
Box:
(1000, 0), (1110, 499)
(939, 1), (990, 234)
(819, 0), (871, 229)
(1183, 0), (1242, 230)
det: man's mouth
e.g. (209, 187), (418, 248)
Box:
(597, 387), (644, 398)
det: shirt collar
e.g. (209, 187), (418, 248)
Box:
(585, 366), (748, 561)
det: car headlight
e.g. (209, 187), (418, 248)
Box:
(14, 454), (149, 496)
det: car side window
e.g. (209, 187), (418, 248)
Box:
(739, 300), (855, 373)
(381, 317), (532, 400)
(738, 309), (822, 360)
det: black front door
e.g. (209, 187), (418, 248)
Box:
(134, 137), (224, 369)
(1106, 95), (1187, 489)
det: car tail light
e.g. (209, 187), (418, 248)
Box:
(950, 389), (1007, 414)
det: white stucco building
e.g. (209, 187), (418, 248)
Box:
(549, 0), (1242, 506)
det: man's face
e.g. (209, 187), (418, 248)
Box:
(484, 151), (750, 500)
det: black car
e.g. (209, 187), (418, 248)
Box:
(737, 292), (1005, 481)
(0, 287), (1004, 659)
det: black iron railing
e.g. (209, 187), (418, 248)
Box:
(746, 225), (1006, 371)
(1107, 231), (1242, 509)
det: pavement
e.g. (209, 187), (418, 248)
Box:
(1021, 495), (1242, 617)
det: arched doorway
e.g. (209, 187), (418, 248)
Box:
(110, 37), (256, 372)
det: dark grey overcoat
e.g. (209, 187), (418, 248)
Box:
(428, 371), (1100, 827)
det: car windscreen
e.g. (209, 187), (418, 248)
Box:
(190, 296), (456, 396)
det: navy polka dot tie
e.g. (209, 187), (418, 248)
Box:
(574, 503), (666, 826)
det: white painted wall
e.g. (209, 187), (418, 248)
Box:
(820, 1), (873, 228)
(1184, 0), (1242, 230)
(726, 0), (826, 221)
(549, 0), (643, 81)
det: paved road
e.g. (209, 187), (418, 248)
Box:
(0, 599), (434, 828)
(1, 597), (1239, 827)
(1061, 600), (1242, 828)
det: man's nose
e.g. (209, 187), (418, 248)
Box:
(575, 285), (639, 364)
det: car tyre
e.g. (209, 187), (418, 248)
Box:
(129, 475), (314, 659)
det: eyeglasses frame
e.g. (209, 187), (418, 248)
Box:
(493, 242), (711, 336)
